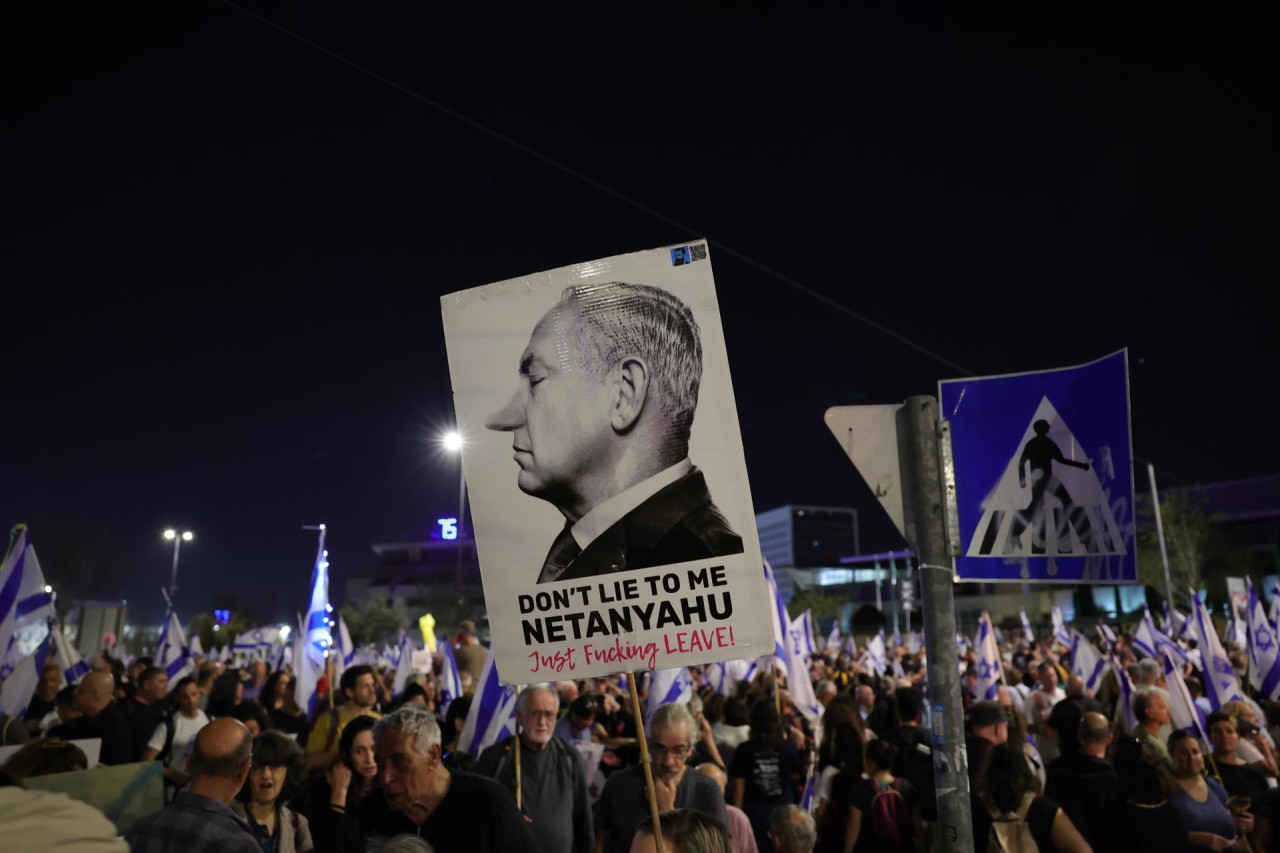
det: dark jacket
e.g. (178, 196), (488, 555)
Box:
(552, 470), (743, 583)
(49, 700), (132, 766)
(1044, 751), (1116, 849)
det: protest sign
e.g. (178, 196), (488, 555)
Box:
(441, 241), (773, 683)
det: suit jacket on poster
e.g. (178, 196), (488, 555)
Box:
(552, 470), (743, 583)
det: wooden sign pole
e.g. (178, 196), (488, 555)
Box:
(514, 685), (523, 810)
(627, 672), (664, 853)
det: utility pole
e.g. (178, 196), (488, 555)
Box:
(1147, 463), (1176, 609)
(899, 396), (974, 853)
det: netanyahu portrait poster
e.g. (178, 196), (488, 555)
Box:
(440, 241), (775, 683)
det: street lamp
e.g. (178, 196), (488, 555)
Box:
(163, 528), (194, 599)
(441, 431), (467, 586)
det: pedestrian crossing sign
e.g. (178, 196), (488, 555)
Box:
(939, 350), (1135, 583)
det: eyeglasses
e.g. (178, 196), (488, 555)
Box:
(524, 711), (557, 722)
(650, 743), (691, 759)
(250, 762), (285, 775)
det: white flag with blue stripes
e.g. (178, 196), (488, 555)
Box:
(1247, 578), (1280, 699)
(1068, 629), (1107, 694)
(1020, 608), (1034, 640)
(50, 617), (89, 684)
(976, 612), (1003, 701)
(457, 649), (515, 756)
(1051, 606), (1071, 646)
(439, 639), (463, 711)
(826, 621), (840, 652)
(296, 528), (333, 716)
(1191, 590), (1244, 710)
(647, 667), (694, 722)
(155, 608), (193, 682)
(0, 527), (57, 663)
(1132, 607), (1188, 666)
(1162, 650), (1208, 741)
(0, 621), (53, 717)
(789, 610), (816, 660)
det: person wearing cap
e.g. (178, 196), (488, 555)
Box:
(966, 700), (1008, 792)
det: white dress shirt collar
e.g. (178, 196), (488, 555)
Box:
(571, 458), (694, 550)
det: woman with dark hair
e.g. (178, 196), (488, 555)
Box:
(207, 668), (244, 718)
(233, 730), (313, 853)
(262, 670), (308, 738)
(730, 701), (800, 852)
(1168, 730), (1250, 851)
(815, 716), (864, 829)
(971, 740), (1089, 853)
(234, 699), (272, 737)
(835, 737), (921, 853)
(715, 698), (751, 749)
(299, 715), (378, 853)
(632, 808), (731, 853)
(1102, 736), (1190, 852)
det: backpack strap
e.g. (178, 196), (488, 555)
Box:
(984, 791), (1036, 822)
(159, 709), (177, 764)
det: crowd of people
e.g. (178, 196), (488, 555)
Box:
(3, 615), (1280, 852)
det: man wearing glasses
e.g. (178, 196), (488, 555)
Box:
(476, 685), (595, 853)
(594, 702), (728, 853)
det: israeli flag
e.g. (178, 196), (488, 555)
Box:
(826, 621), (841, 652)
(457, 650), (515, 756)
(1110, 653), (1139, 731)
(0, 527), (57, 660)
(1191, 590), (1245, 711)
(1051, 606), (1071, 646)
(1020, 608), (1034, 641)
(155, 609), (193, 681)
(1270, 584), (1280, 631)
(706, 659), (748, 696)
(800, 762), (816, 812)
(1068, 630), (1107, 694)
(295, 529), (333, 716)
(1246, 578), (1280, 699)
(892, 626), (903, 648)
(865, 631), (888, 679)
(763, 562), (789, 660)
(906, 632), (921, 655)
(233, 626), (281, 659)
(647, 667), (694, 722)
(1162, 650), (1209, 742)
(789, 610), (816, 660)
(189, 633), (204, 657)
(1096, 622), (1117, 651)
(975, 612), (1003, 701)
(439, 639), (463, 710)
(1132, 607), (1188, 666)
(392, 631), (417, 697)
(0, 623), (52, 717)
(50, 618), (89, 684)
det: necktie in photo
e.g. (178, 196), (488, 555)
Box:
(538, 524), (581, 583)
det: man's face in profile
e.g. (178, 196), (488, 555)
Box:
(485, 306), (614, 506)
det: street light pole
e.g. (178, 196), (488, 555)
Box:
(442, 431), (467, 589)
(163, 529), (194, 600)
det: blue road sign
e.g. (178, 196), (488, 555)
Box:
(939, 350), (1134, 583)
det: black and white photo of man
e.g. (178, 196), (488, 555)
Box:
(485, 282), (744, 583)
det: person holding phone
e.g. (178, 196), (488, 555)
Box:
(1207, 712), (1272, 805)
(1168, 730), (1252, 851)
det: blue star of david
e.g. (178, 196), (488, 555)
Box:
(1258, 628), (1274, 653)
(978, 661), (994, 680)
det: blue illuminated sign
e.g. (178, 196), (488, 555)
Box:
(437, 518), (458, 540)
(214, 609), (230, 625)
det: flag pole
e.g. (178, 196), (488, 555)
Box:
(628, 671), (664, 853)
(514, 685), (523, 811)
(1147, 464), (1176, 609)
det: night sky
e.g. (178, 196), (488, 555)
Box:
(5, 4), (1274, 624)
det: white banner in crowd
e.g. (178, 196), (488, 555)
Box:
(441, 242), (774, 683)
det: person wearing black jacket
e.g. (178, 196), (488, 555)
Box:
(1044, 711), (1116, 851)
(48, 670), (131, 765)
(890, 687), (936, 821)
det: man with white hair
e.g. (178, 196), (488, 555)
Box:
(476, 685), (593, 853)
(768, 805), (816, 853)
(814, 680), (837, 708)
(595, 702), (727, 853)
(485, 282), (744, 583)
(362, 705), (538, 851)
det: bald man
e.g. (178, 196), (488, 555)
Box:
(47, 670), (132, 765)
(697, 763), (759, 853)
(127, 718), (260, 853)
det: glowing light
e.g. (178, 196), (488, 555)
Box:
(164, 529), (176, 540)
(325, 604), (333, 612)
(43, 585), (53, 594)
(182, 531), (193, 541)
(319, 524), (326, 531)
(442, 431), (463, 452)
(212, 624), (220, 632)
(279, 625), (291, 641)
(438, 518), (458, 540)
